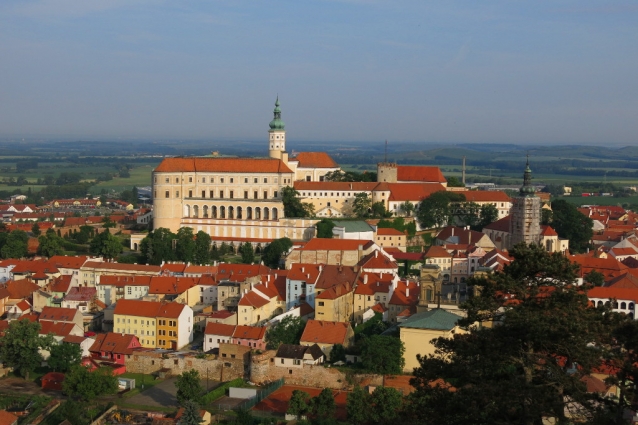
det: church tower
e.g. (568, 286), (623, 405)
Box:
(509, 157), (541, 248)
(268, 97), (286, 160)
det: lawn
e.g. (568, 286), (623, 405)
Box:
(119, 372), (163, 398)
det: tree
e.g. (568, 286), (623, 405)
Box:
(175, 227), (196, 263)
(541, 208), (553, 225)
(48, 342), (82, 372)
(102, 215), (116, 228)
(38, 232), (64, 257)
(283, 186), (309, 218)
(478, 203), (499, 229)
(360, 335), (405, 374)
(239, 242), (255, 264)
(193, 231), (211, 265)
(329, 344), (346, 363)
(584, 270), (605, 287)
(1, 230), (29, 259)
(416, 191), (466, 229)
(180, 400), (204, 425)
(89, 230), (123, 259)
(315, 219), (335, 238)
(346, 386), (369, 425)
(458, 202), (480, 228)
(310, 388), (336, 419)
(265, 316), (306, 349)
(31, 222), (41, 236)
(399, 201), (415, 217)
(551, 200), (593, 253)
(63, 365), (118, 401)
(407, 243), (623, 425)
(175, 369), (203, 406)
(140, 227), (177, 265)
(0, 319), (53, 378)
(368, 386), (403, 425)
(261, 237), (292, 269)
(287, 389), (310, 420)
(371, 201), (392, 218)
(447, 176), (465, 187)
(353, 193), (372, 218)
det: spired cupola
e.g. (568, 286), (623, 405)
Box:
(519, 156), (536, 196)
(268, 96), (286, 160)
(509, 155), (541, 248)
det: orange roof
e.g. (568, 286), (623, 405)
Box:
(396, 165), (446, 183)
(39, 321), (77, 337)
(16, 299), (31, 311)
(376, 228), (404, 236)
(149, 277), (197, 295)
(154, 157), (293, 174)
(232, 325), (266, 340)
(389, 280), (419, 306)
(300, 320), (351, 345)
(113, 299), (162, 317)
(358, 251), (398, 270)
(49, 256), (88, 269)
(3, 279), (39, 299)
(459, 190), (510, 203)
(82, 261), (161, 273)
(588, 286), (638, 302)
(62, 335), (87, 344)
(540, 225), (558, 236)
(316, 281), (354, 300)
(161, 263), (187, 273)
(387, 183), (446, 202)
(64, 287), (97, 302)
(204, 322), (235, 337)
(611, 247), (638, 256)
(90, 332), (140, 355)
(607, 272), (638, 289)
(315, 265), (358, 289)
(293, 152), (339, 169)
(11, 260), (59, 275)
(570, 256), (628, 279)
(0, 410), (19, 425)
(425, 245), (451, 258)
(184, 265), (219, 275)
(484, 215), (511, 232)
(238, 291), (270, 308)
(40, 306), (79, 322)
(355, 273), (394, 296)
(157, 302), (188, 319)
(287, 264), (322, 282)
(300, 238), (374, 251)
(99, 275), (153, 287)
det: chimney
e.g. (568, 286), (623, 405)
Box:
(406, 287), (409, 297)
(363, 275), (368, 284)
(452, 228), (455, 237)
(375, 251), (378, 258)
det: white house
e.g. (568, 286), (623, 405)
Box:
(203, 322), (235, 352)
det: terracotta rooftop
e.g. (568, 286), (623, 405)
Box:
(300, 320), (351, 345)
(386, 183), (446, 202)
(3, 279), (39, 299)
(396, 165), (446, 183)
(99, 275), (153, 287)
(39, 321), (78, 337)
(113, 299), (163, 318)
(204, 322), (235, 337)
(316, 281), (354, 300)
(292, 152), (339, 169)
(300, 238), (374, 251)
(65, 287), (97, 302)
(82, 261), (161, 273)
(314, 265), (358, 290)
(0, 410), (19, 425)
(588, 286), (638, 303)
(483, 215), (511, 232)
(238, 291), (270, 308)
(149, 276), (197, 295)
(50, 275), (72, 293)
(287, 263), (322, 282)
(389, 280), (419, 306)
(358, 250), (398, 270)
(89, 332), (139, 355)
(49, 256), (88, 269)
(540, 225), (558, 236)
(154, 157), (293, 174)
(233, 325), (266, 340)
(40, 306), (79, 322)
(458, 190), (511, 203)
(161, 263), (188, 273)
(376, 227), (404, 236)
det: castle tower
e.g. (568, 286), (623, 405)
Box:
(377, 162), (398, 182)
(268, 97), (286, 160)
(509, 157), (541, 248)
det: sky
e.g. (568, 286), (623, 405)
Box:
(0, 1), (637, 145)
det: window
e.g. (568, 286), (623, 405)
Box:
(244, 191), (248, 199)
(188, 190), (192, 198)
(165, 177), (169, 183)
(281, 358), (284, 364)
(254, 191), (258, 199)
(264, 178), (268, 183)
(318, 301), (324, 306)
(220, 191), (224, 198)
(230, 191), (234, 199)
(189, 177), (193, 182)
(221, 178), (224, 183)
(165, 191), (170, 198)
(244, 178), (248, 183)
(230, 178), (234, 183)
(254, 178), (258, 183)
(263, 191), (268, 199)
(202, 190), (205, 198)
(176, 178), (179, 183)
(294, 359), (301, 365)
(274, 191), (278, 198)
(176, 191), (179, 197)
(202, 177), (206, 183)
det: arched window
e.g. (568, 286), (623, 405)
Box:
(247, 207), (253, 220)
(630, 302), (635, 310)
(211, 206), (217, 219)
(264, 207), (270, 220)
(228, 206), (234, 220)
(255, 207), (261, 220)
(597, 300), (603, 308)
(220, 206), (226, 219)
(613, 301), (619, 309)
(236, 206), (243, 219)
(272, 208), (278, 220)
(192, 205), (199, 218)
(621, 302), (627, 310)
(184, 205), (190, 217)
(203, 205), (209, 218)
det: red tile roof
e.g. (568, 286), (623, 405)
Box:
(204, 322), (235, 337)
(149, 277), (197, 295)
(238, 291), (270, 308)
(540, 225), (558, 236)
(293, 152), (339, 169)
(3, 279), (39, 299)
(99, 275), (153, 287)
(82, 261), (161, 273)
(49, 256), (88, 269)
(11, 260), (59, 275)
(287, 264), (322, 282)
(161, 263), (187, 273)
(89, 332), (140, 355)
(232, 325), (266, 340)
(316, 281), (354, 300)
(314, 265), (358, 290)
(570, 256), (628, 279)
(358, 251), (398, 270)
(184, 265), (219, 275)
(587, 286), (638, 302)
(436, 226), (488, 245)
(64, 287), (97, 302)
(113, 299), (164, 318)
(376, 228), (404, 236)
(389, 280), (419, 306)
(611, 247), (638, 257)
(16, 299), (31, 311)
(157, 303), (188, 319)
(459, 190), (510, 203)
(39, 321), (77, 337)
(300, 320), (351, 345)
(387, 183), (446, 202)
(484, 215), (511, 232)
(0, 409), (19, 425)
(355, 273), (393, 295)
(396, 165), (447, 183)
(154, 157), (293, 174)
(40, 306), (79, 322)
(300, 238), (374, 251)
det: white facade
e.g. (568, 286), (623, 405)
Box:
(177, 304), (194, 348)
(204, 331), (232, 352)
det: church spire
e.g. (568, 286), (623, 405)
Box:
(269, 96), (285, 130)
(520, 154), (535, 196)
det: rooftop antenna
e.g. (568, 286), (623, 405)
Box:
(384, 140), (388, 163)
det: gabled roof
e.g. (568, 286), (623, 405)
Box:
(316, 281), (354, 300)
(0, 287), (10, 300)
(89, 332), (139, 355)
(293, 152), (339, 169)
(358, 250), (398, 270)
(396, 165), (446, 183)
(0, 410), (19, 425)
(315, 265), (358, 290)
(16, 299), (31, 311)
(376, 227), (404, 236)
(81, 261), (161, 273)
(540, 225), (558, 236)
(11, 260), (59, 275)
(238, 291), (270, 308)
(40, 306), (79, 322)
(275, 344), (308, 359)
(425, 245), (452, 258)
(154, 157), (293, 174)
(149, 277), (197, 295)
(287, 263), (322, 282)
(232, 325), (266, 340)
(49, 256), (88, 269)
(387, 183), (446, 202)
(64, 287), (97, 302)
(156, 303), (187, 319)
(483, 215), (511, 232)
(389, 280), (419, 306)
(184, 265), (219, 275)
(204, 322), (235, 337)
(3, 279), (39, 299)
(161, 263), (187, 273)
(355, 273), (393, 295)
(300, 320), (351, 345)
(399, 309), (461, 331)
(436, 226), (487, 245)
(50, 275), (72, 293)
(114, 299), (162, 317)
(99, 275), (153, 287)
(459, 190), (511, 203)
(588, 286), (638, 302)
(39, 321), (78, 337)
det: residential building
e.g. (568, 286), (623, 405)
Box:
(232, 325), (267, 350)
(375, 227), (407, 252)
(315, 281), (355, 322)
(285, 238), (378, 268)
(39, 306), (84, 330)
(81, 261), (160, 287)
(286, 263), (322, 310)
(89, 332), (141, 365)
(203, 322), (235, 352)
(274, 344), (325, 368)
(299, 320), (354, 357)
(156, 302), (193, 350)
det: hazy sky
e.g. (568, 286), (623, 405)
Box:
(1, 1), (637, 144)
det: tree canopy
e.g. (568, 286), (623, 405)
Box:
(1, 230), (29, 259)
(352, 193), (372, 218)
(549, 199), (593, 253)
(175, 369), (204, 406)
(48, 342), (82, 373)
(261, 237), (292, 269)
(63, 365), (118, 401)
(89, 230), (123, 259)
(282, 186), (314, 218)
(315, 219), (335, 238)
(416, 191), (466, 229)
(360, 335), (405, 374)
(265, 316), (306, 349)
(193, 230), (211, 265)
(239, 242), (255, 264)
(0, 319), (54, 378)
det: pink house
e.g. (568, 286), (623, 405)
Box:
(89, 332), (141, 365)
(232, 325), (267, 350)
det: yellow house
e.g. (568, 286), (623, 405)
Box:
(315, 281), (354, 322)
(237, 282), (285, 326)
(399, 309), (465, 372)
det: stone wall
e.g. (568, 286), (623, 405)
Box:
(124, 351), (245, 382)
(250, 350), (383, 390)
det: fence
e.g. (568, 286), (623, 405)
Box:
(235, 378), (285, 411)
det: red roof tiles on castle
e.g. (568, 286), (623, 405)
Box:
(458, 190), (510, 202)
(386, 183), (446, 201)
(154, 157), (293, 174)
(396, 165), (447, 183)
(300, 238), (374, 251)
(293, 152), (339, 169)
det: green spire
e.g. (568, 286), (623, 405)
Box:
(269, 96), (285, 130)
(520, 154), (535, 196)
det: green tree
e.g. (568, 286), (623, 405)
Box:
(541, 208), (553, 225)
(0, 319), (54, 378)
(48, 342), (82, 372)
(310, 388), (336, 419)
(447, 176), (465, 187)
(369, 386), (403, 425)
(416, 191), (466, 229)
(407, 243), (622, 425)
(584, 270), (605, 287)
(353, 193), (372, 218)
(63, 365), (118, 401)
(140, 228), (176, 265)
(551, 199), (593, 252)
(282, 186), (309, 218)
(1, 230), (29, 259)
(31, 222), (41, 236)
(261, 237), (293, 269)
(239, 242), (255, 264)
(193, 230), (211, 265)
(89, 231), (123, 259)
(175, 227), (196, 263)
(102, 215), (116, 228)
(458, 202), (480, 228)
(287, 389), (310, 420)
(478, 203), (499, 229)
(175, 369), (203, 406)
(346, 385), (369, 425)
(329, 344), (346, 363)
(315, 219), (335, 238)
(399, 201), (415, 217)
(180, 400), (204, 425)
(38, 232), (64, 257)
(360, 335), (405, 374)
(265, 316), (306, 349)
(371, 201), (392, 218)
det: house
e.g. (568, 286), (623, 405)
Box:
(399, 309), (464, 372)
(80, 261), (160, 287)
(353, 272), (395, 323)
(299, 320), (354, 357)
(232, 325), (267, 350)
(89, 332), (141, 365)
(285, 264), (322, 310)
(156, 302), (194, 350)
(274, 344), (325, 368)
(61, 287), (98, 313)
(6, 299), (31, 320)
(587, 287), (638, 320)
(358, 250), (398, 274)
(435, 226), (496, 250)
(284, 239), (379, 268)
(96, 275), (152, 306)
(237, 279), (286, 326)
(309, 264), (358, 311)
(39, 306), (84, 330)
(2, 279), (39, 318)
(375, 228), (407, 252)
(203, 323), (235, 352)
(148, 277), (199, 307)
(388, 279), (420, 323)
(315, 281), (355, 322)
(63, 335), (94, 358)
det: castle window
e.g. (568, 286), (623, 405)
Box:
(202, 177), (206, 183)
(306, 176), (311, 182)
(264, 191), (268, 199)
(230, 178), (234, 183)
(210, 190), (214, 198)
(220, 191), (224, 198)
(211, 178), (214, 183)
(244, 178), (248, 183)
(202, 190), (205, 198)
(176, 191), (179, 197)
(188, 190), (192, 198)
(189, 177), (193, 182)
(221, 178), (224, 183)
(230, 191), (234, 199)
(165, 178), (169, 183)
(274, 191), (278, 198)
(254, 178), (258, 183)
(254, 191), (258, 199)
(244, 191), (248, 199)
(176, 178), (179, 183)
(264, 178), (268, 183)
